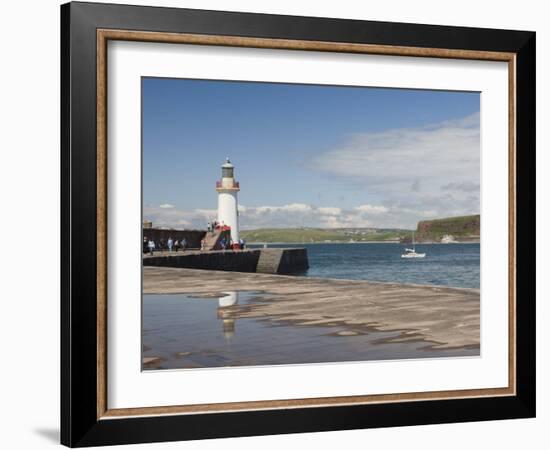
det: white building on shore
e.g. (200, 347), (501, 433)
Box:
(216, 158), (240, 243)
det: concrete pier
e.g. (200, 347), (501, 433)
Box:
(143, 248), (309, 275)
(143, 267), (480, 349)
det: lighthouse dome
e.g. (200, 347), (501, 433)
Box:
(221, 158), (234, 178)
(221, 157), (234, 168)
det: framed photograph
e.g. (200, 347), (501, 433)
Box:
(61, 2), (535, 447)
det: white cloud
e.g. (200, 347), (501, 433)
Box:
(353, 205), (389, 215)
(441, 181), (480, 192)
(159, 203), (175, 209)
(253, 203), (313, 214)
(143, 202), (445, 230)
(317, 207), (341, 216)
(306, 112), (480, 224)
(194, 208), (217, 217)
(308, 112), (480, 192)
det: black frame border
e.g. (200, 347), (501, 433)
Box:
(61, 2), (535, 447)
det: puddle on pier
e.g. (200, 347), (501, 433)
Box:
(142, 291), (478, 370)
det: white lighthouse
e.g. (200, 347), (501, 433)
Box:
(216, 158), (240, 243)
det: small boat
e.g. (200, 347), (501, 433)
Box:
(401, 232), (426, 258)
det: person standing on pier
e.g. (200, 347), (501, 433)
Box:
(167, 237), (173, 253)
(147, 239), (155, 255)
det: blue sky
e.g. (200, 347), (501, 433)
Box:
(143, 77), (480, 229)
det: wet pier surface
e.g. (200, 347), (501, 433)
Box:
(143, 267), (480, 369)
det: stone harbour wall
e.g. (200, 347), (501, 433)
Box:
(143, 248), (308, 275)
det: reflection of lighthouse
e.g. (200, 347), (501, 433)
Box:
(217, 292), (239, 339)
(216, 158), (240, 243)
(218, 291), (238, 308)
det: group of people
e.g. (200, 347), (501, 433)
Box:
(208, 221), (246, 251)
(207, 220), (230, 233)
(143, 223), (247, 254)
(200, 236), (246, 251)
(198, 220), (246, 251)
(143, 236), (187, 255)
(219, 237), (246, 251)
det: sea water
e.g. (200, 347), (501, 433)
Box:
(250, 243), (480, 289)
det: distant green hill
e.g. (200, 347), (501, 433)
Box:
(414, 214), (480, 242)
(240, 228), (408, 243)
(240, 215), (480, 244)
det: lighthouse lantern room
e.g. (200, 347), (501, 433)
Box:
(216, 158), (240, 243)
